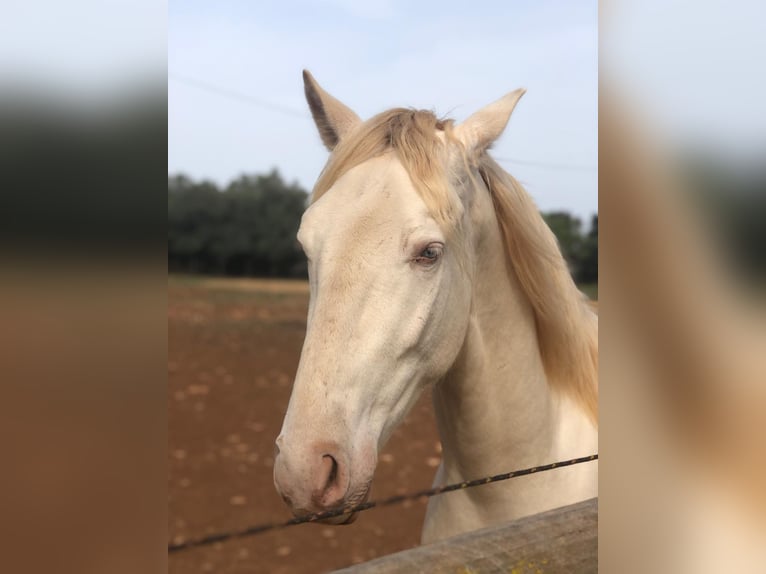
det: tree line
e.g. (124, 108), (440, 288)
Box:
(543, 212), (598, 285)
(168, 170), (308, 277)
(168, 169), (599, 282)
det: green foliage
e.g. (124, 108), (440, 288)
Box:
(542, 212), (598, 285)
(168, 169), (308, 277)
(578, 215), (599, 284)
(542, 212), (582, 268)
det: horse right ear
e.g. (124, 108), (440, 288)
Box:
(454, 88), (526, 156)
(303, 70), (362, 151)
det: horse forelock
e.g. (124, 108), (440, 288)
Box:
(311, 108), (465, 235)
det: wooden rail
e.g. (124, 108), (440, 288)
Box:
(333, 498), (597, 573)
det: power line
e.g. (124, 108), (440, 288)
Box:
(495, 156), (596, 172)
(169, 73), (596, 172)
(169, 73), (309, 119)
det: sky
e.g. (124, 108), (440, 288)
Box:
(168, 0), (599, 222)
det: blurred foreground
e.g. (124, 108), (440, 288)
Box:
(599, 96), (766, 572)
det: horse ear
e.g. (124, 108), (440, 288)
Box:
(454, 88), (526, 154)
(303, 70), (362, 151)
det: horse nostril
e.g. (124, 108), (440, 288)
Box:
(323, 454), (338, 490)
(313, 453), (345, 507)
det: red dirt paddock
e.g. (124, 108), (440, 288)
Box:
(168, 277), (443, 574)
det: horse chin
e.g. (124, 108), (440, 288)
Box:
(317, 511), (358, 525)
(317, 484), (370, 525)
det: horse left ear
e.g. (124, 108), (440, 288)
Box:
(454, 88), (526, 155)
(303, 70), (362, 151)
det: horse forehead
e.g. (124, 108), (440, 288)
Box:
(301, 156), (427, 243)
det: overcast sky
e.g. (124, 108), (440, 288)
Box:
(169, 0), (599, 222)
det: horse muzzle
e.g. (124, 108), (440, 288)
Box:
(274, 437), (375, 513)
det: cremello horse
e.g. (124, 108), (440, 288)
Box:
(274, 71), (598, 543)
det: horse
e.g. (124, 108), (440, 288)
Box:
(273, 70), (598, 543)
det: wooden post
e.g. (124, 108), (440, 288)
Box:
(333, 498), (597, 573)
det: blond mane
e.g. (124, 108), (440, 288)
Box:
(311, 109), (598, 424)
(478, 156), (598, 424)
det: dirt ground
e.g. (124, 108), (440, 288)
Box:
(168, 276), (442, 574)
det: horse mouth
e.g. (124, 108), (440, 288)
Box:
(315, 486), (370, 525)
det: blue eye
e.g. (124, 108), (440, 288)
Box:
(414, 243), (443, 266)
(421, 247), (438, 259)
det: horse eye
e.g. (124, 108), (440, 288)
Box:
(414, 243), (443, 266)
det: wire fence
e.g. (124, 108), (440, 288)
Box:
(168, 453), (598, 554)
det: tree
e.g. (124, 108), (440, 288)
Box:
(541, 211), (598, 285)
(168, 178), (225, 273)
(168, 169), (309, 277)
(577, 215), (598, 284)
(542, 211), (583, 275)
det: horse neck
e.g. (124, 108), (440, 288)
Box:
(433, 196), (557, 481)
